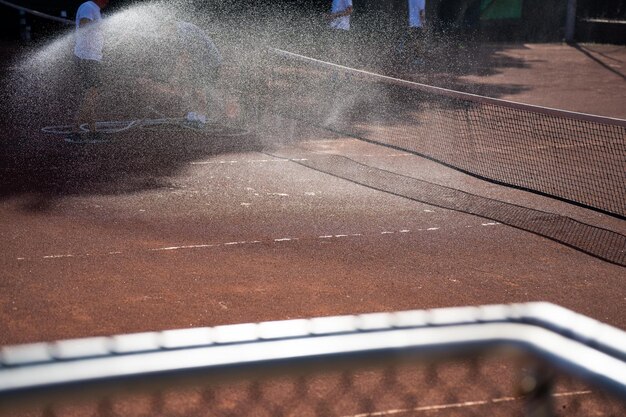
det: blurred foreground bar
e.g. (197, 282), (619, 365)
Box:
(1, 302), (625, 416)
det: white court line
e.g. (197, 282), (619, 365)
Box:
(190, 158), (309, 165)
(151, 244), (217, 251)
(189, 155), (411, 165)
(16, 222), (501, 261)
(42, 254), (76, 259)
(320, 234), (363, 238)
(341, 390), (592, 417)
(360, 153), (413, 158)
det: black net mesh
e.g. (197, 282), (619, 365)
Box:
(250, 50), (626, 219)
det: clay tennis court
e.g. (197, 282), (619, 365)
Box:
(1, 42), (625, 344)
(0, 36), (625, 415)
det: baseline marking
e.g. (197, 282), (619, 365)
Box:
(15, 223), (502, 261)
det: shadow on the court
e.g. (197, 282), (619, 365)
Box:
(298, 32), (536, 100)
(571, 43), (626, 81)
(0, 60), (267, 211)
(292, 153), (626, 267)
(0, 120), (263, 211)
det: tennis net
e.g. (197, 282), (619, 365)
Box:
(255, 48), (626, 219)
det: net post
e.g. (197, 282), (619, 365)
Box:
(565, 0), (577, 43)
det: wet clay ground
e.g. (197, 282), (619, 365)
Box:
(401, 42), (626, 119)
(0, 42), (625, 347)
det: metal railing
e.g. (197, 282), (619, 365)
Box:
(1, 302), (625, 416)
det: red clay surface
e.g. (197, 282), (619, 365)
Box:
(1, 42), (625, 348)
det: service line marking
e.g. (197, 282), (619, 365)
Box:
(360, 153), (413, 158)
(189, 154), (411, 165)
(190, 158), (309, 165)
(42, 254), (76, 259)
(15, 222), (501, 262)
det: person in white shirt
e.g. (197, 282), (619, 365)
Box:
(134, 19), (232, 128)
(70, 0), (109, 141)
(171, 21), (223, 126)
(397, 0), (427, 67)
